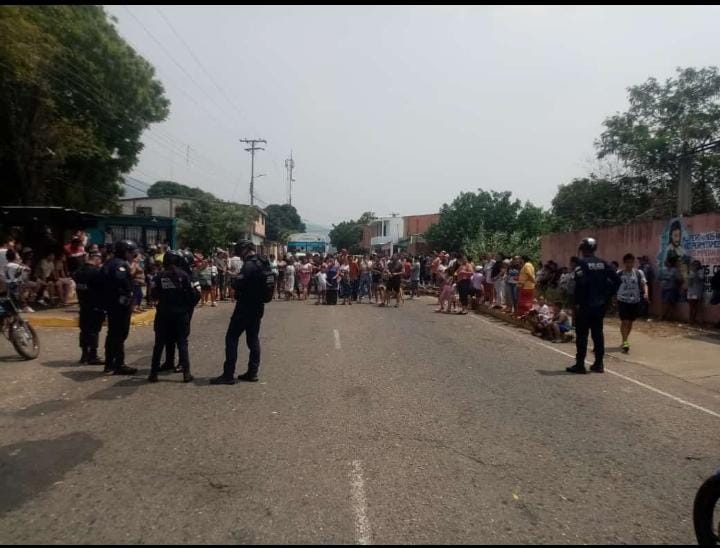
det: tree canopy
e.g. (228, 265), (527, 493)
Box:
(175, 200), (254, 254)
(0, 5), (169, 212)
(425, 190), (548, 261)
(329, 211), (375, 253)
(147, 180), (216, 201)
(265, 204), (305, 242)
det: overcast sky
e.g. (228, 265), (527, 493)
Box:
(107, 5), (720, 227)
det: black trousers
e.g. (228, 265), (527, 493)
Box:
(458, 279), (472, 307)
(151, 310), (190, 375)
(79, 306), (105, 352)
(223, 306), (262, 378)
(575, 305), (605, 367)
(105, 306), (131, 371)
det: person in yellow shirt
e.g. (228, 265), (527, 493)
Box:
(517, 255), (536, 316)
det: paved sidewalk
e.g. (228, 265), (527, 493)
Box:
(475, 304), (720, 393)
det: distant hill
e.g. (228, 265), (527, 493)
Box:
(303, 222), (330, 237)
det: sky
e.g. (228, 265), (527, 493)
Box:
(107, 5), (720, 227)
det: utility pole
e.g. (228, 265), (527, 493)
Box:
(285, 151), (295, 206)
(239, 138), (266, 206)
(677, 142), (692, 216)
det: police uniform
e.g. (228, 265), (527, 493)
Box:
(102, 241), (136, 375)
(219, 250), (267, 382)
(73, 258), (105, 364)
(571, 251), (619, 373)
(149, 257), (196, 382)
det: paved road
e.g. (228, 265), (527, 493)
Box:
(0, 298), (717, 544)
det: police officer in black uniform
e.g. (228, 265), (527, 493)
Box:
(158, 250), (201, 371)
(211, 239), (267, 385)
(148, 251), (197, 383)
(73, 251), (106, 365)
(102, 240), (138, 375)
(566, 237), (620, 374)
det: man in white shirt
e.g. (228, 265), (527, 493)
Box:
(616, 252), (648, 354)
(0, 237), (15, 279)
(228, 250), (244, 300)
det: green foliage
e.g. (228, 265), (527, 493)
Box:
(550, 176), (657, 232)
(596, 66), (720, 217)
(463, 228), (541, 265)
(147, 180), (216, 201)
(329, 211), (375, 253)
(426, 190), (547, 260)
(0, 6), (169, 212)
(175, 200), (253, 254)
(265, 203), (305, 242)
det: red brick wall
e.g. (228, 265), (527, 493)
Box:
(541, 212), (720, 323)
(403, 213), (440, 236)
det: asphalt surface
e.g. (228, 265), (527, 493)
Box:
(0, 297), (718, 544)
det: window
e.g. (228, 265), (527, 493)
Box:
(136, 206), (153, 217)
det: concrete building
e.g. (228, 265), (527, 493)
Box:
(119, 196), (194, 218)
(361, 213), (440, 254)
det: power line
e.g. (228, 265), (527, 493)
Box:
(153, 7), (290, 201)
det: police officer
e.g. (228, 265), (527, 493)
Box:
(73, 251), (106, 365)
(159, 250), (201, 371)
(102, 240), (138, 375)
(211, 239), (267, 385)
(148, 251), (197, 383)
(566, 237), (620, 374)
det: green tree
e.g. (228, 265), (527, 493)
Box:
(147, 180), (216, 201)
(328, 211), (375, 253)
(265, 203), (305, 242)
(425, 189), (523, 251)
(550, 176), (656, 232)
(597, 66), (720, 216)
(175, 200), (253, 254)
(0, 6), (169, 212)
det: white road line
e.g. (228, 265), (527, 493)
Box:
(470, 314), (720, 420)
(350, 460), (372, 545)
(334, 329), (342, 350)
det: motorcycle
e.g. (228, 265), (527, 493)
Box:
(0, 290), (40, 360)
(694, 470), (720, 545)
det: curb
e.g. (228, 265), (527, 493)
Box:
(473, 305), (530, 331)
(27, 309), (156, 329)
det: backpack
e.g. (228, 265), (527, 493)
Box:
(253, 256), (276, 304)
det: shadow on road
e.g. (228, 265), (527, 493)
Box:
(535, 369), (573, 376)
(14, 399), (74, 417)
(61, 370), (107, 383)
(0, 432), (102, 516)
(86, 376), (147, 400)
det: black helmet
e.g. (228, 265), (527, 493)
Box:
(234, 239), (255, 256)
(114, 240), (137, 256)
(579, 237), (597, 253)
(163, 250), (182, 268)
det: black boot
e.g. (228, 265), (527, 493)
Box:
(566, 364), (587, 374)
(590, 363), (604, 373)
(148, 373), (159, 383)
(237, 371), (259, 382)
(210, 375), (235, 385)
(79, 348), (88, 364)
(183, 372), (194, 383)
(86, 349), (105, 366)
